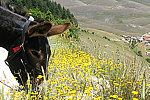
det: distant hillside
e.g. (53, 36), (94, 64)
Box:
(78, 27), (150, 66)
(52, 0), (150, 36)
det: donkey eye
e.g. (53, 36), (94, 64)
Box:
(31, 51), (40, 58)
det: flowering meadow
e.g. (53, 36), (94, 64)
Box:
(0, 38), (150, 100)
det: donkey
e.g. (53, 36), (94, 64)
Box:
(0, 1), (71, 86)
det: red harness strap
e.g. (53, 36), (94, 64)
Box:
(13, 45), (22, 53)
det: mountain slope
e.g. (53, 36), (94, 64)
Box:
(52, 0), (150, 36)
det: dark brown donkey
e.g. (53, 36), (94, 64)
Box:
(0, 1), (71, 86)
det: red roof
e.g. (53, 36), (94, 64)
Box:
(143, 33), (150, 41)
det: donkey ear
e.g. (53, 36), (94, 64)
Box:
(47, 22), (72, 37)
(28, 21), (52, 37)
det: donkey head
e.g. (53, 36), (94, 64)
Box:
(0, 1), (72, 86)
(24, 22), (71, 83)
(8, 21), (71, 85)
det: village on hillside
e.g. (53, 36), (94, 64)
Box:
(120, 32), (150, 56)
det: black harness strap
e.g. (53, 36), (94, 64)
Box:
(5, 20), (31, 65)
(5, 19), (51, 84)
(20, 20), (31, 66)
(22, 20), (31, 44)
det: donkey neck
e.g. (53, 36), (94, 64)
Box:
(0, 6), (27, 50)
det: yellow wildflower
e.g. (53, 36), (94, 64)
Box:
(132, 91), (138, 95)
(85, 90), (90, 94)
(118, 98), (122, 100)
(74, 84), (77, 86)
(133, 98), (139, 100)
(51, 82), (57, 85)
(69, 90), (77, 94)
(14, 97), (19, 100)
(37, 75), (44, 79)
(6, 92), (10, 95)
(14, 77), (17, 79)
(146, 84), (150, 86)
(31, 96), (36, 98)
(89, 86), (94, 90)
(114, 83), (119, 86)
(112, 95), (118, 98)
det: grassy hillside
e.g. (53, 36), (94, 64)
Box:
(1, 36), (150, 99)
(0, 32), (149, 100)
(52, 0), (150, 36)
(79, 27), (150, 66)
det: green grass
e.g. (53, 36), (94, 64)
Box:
(0, 32), (149, 100)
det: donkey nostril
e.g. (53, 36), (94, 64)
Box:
(31, 50), (40, 58)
